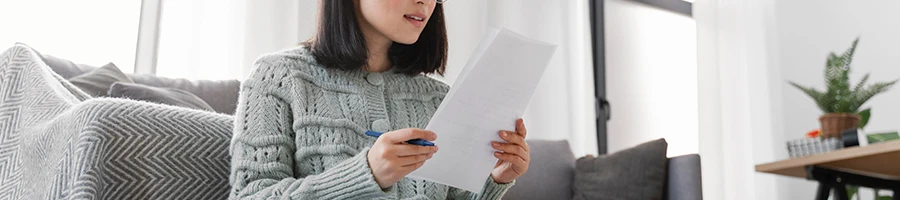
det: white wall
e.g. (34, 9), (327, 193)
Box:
(604, 0), (699, 157)
(775, 1), (900, 141)
(771, 1), (900, 199)
(696, 0), (900, 199)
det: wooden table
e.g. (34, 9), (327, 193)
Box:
(755, 140), (900, 200)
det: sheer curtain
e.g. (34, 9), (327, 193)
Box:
(154, 0), (245, 80)
(694, 0), (782, 199)
(154, 0), (314, 80)
(441, 0), (597, 157)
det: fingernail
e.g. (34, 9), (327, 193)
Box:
(494, 152), (502, 157)
(501, 132), (508, 138)
(434, 146), (439, 152)
(492, 143), (500, 148)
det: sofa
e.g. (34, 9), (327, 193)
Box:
(1, 44), (702, 199)
(505, 140), (703, 200)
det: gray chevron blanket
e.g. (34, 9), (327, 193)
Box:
(0, 44), (234, 199)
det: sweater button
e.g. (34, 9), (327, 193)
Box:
(366, 73), (384, 86)
(372, 119), (391, 132)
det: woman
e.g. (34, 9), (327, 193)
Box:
(228, 0), (531, 199)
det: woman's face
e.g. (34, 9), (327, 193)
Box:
(357, 0), (437, 45)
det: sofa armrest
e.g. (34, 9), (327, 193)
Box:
(666, 154), (703, 200)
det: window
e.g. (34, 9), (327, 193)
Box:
(0, 0), (142, 73)
(591, 0), (696, 156)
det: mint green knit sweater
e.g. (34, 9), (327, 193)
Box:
(228, 47), (513, 199)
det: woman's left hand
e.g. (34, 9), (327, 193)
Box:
(490, 118), (530, 184)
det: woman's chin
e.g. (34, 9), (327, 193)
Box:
(392, 36), (420, 45)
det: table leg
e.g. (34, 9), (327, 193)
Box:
(807, 166), (900, 200)
(832, 183), (848, 200)
(816, 181), (832, 200)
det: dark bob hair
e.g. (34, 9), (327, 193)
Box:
(306, 0), (448, 75)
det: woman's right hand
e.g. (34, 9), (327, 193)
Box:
(367, 128), (439, 189)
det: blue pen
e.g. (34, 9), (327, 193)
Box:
(365, 130), (435, 146)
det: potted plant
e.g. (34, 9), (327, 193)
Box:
(789, 38), (898, 139)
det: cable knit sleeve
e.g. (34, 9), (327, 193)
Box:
(228, 59), (391, 199)
(446, 176), (515, 200)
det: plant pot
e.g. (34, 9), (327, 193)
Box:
(819, 113), (861, 139)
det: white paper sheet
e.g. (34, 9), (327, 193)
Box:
(408, 28), (557, 193)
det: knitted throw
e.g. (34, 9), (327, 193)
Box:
(0, 44), (234, 199)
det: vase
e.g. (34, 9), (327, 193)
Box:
(819, 113), (861, 139)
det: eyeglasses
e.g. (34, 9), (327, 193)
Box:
(434, 0), (448, 4)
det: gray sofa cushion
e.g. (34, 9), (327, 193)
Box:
(40, 54), (99, 79)
(68, 63), (134, 97)
(573, 138), (668, 200)
(108, 82), (216, 112)
(503, 140), (575, 200)
(129, 74), (240, 115)
(33, 47), (239, 114)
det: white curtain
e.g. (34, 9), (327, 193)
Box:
(440, 0), (597, 157)
(154, 0), (314, 80)
(694, 0), (782, 199)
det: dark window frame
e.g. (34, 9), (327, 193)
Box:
(632, 0), (693, 17)
(589, 0), (691, 155)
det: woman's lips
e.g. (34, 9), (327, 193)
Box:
(404, 14), (426, 27)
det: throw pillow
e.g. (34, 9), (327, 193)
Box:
(129, 74), (240, 115)
(573, 138), (668, 200)
(502, 140), (575, 200)
(68, 63), (133, 97)
(107, 82), (216, 112)
(41, 54), (99, 79)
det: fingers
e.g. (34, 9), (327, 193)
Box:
(394, 145), (438, 157)
(499, 130), (529, 152)
(384, 128), (437, 143)
(494, 119), (531, 171)
(515, 118), (527, 137)
(492, 142), (530, 161)
(494, 151), (527, 168)
(401, 160), (426, 170)
(368, 129), (439, 189)
(397, 153), (434, 166)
